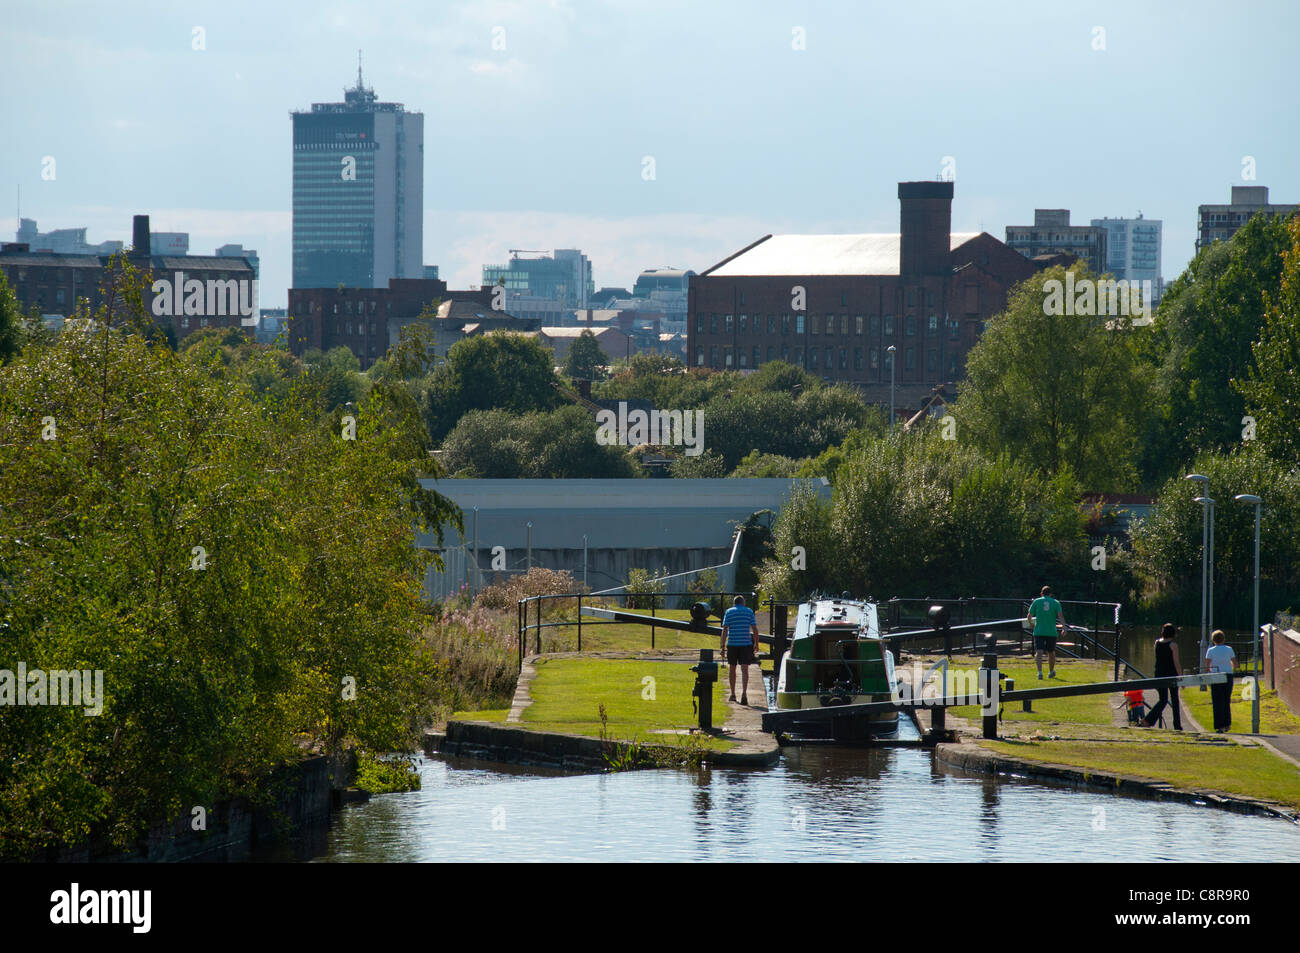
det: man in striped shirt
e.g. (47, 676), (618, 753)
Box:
(721, 595), (759, 705)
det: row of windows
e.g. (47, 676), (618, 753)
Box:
(696, 312), (962, 340)
(730, 288), (938, 308)
(694, 344), (958, 374)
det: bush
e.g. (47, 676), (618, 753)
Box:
(625, 567), (667, 609)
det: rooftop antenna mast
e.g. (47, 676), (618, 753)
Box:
(357, 49), (364, 90)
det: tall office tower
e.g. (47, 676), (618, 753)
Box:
(291, 59), (423, 289)
(1091, 214), (1163, 301)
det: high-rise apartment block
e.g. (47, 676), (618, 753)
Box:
(1090, 214), (1162, 300)
(291, 63), (423, 289)
(1196, 186), (1297, 250)
(1005, 209), (1107, 274)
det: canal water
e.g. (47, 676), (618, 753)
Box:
(305, 747), (1300, 863)
(281, 626), (1293, 863)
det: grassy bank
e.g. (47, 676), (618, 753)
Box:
(981, 736), (1300, 810)
(1180, 681), (1300, 734)
(921, 655), (1300, 810)
(455, 657), (734, 752)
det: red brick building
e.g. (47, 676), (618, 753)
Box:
(0, 215), (256, 337)
(688, 182), (1038, 415)
(287, 278), (539, 369)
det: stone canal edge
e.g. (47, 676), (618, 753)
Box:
(934, 740), (1299, 823)
(427, 650), (780, 771)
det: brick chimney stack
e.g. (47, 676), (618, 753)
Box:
(131, 215), (151, 257)
(898, 181), (953, 276)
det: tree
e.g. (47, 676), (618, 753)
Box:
(1141, 214), (1293, 482)
(1235, 214), (1300, 463)
(440, 405), (640, 478)
(954, 264), (1151, 492)
(426, 333), (561, 441)
(563, 328), (606, 381)
(0, 264), (461, 855)
(0, 269), (24, 365)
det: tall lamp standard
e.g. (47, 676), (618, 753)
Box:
(1186, 474), (1210, 682)
(1234, 494), (1262, 735)
(887, 345), (897, 428)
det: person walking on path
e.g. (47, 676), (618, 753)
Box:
(1205, 629), (1237, 732)
(721, 595), (759, 705)
(1143, 623), (1183, 730)
(1026, 586), (1066, 679)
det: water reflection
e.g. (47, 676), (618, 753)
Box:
(295, 746), (1299, 863)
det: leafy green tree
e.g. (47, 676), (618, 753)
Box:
(760, 432), (1090, 601)
(1141, 214), (1293, 482)
(440, 405), (640, 478)
(0, 269), (25, 364)
(0, 264), (460, 856)
(1132, 443), (1300, 628)
(426, 333), (562, 441)
(730, 450), (801, 477)
(668, 448), (727, 477)
(954, 264), (1151, 492)
(1236, 214), (1300, 463)
(563, 328), (606, 381)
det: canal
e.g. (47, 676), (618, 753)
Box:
(301, 746), (1300, 862)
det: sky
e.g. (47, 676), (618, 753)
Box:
(3, 0), (1298, 308)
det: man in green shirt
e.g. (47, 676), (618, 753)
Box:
(1026, 585), (1066, 679)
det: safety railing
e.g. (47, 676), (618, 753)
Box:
(515, 590), (759, 669)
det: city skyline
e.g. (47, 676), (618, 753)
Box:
(3, 0), (1298, 307)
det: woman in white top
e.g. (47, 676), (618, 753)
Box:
(1204, 629), (1237, 732)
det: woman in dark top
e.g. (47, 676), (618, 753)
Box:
(1143, 623), (1182, 730)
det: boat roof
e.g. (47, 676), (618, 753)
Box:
(793, 598), (880, 639)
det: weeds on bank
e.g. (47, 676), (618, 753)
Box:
(355, 752), (421, 793)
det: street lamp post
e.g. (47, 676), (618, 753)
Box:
(1187, 474), (1209, 681)
(582, 533), (588, 591)
(1234, 494), (1262, 735)
(526, 521), (533, 571)
(887, 345), (897, 428)
(471, 506), (479, 595)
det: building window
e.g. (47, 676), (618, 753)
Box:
(768, 315), (776, 334)
(710, 315), (717, 334)
(753, 346), (760, 367)
(710, 345), (718, 366)
(697, 313), (704, 333)
(725, 314), (733, 333)
(792, 346), (801, 365)
(927, 349), (937, 372)
(810, 314), (819, 335)
(766, 346), (774, 362)
(739, 291), (745, 306)
(870, 315), (879, 335)
(948, 354), (958, 376)
(796, 315), (805, 334)
(906, 316), (916, 336)
(855, 315), (864, 335)
(739, 349), (747, 367)
(840, 315), (848, 335)
(839, 347), (846, 369)
(947, 318), (960, 340)
(854, 347), (863, 370)
(781, 345), (789, 362)
(725, 347), (733, 367)
(928, 314), (938, 333)
(739, 314), (747, 333)
(696, 346), (704, 366)
(905, 346), (915, 370)
(782, 315), (790, 335)
(809, 348), (818, 369)
(884, 314), (893, 336)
